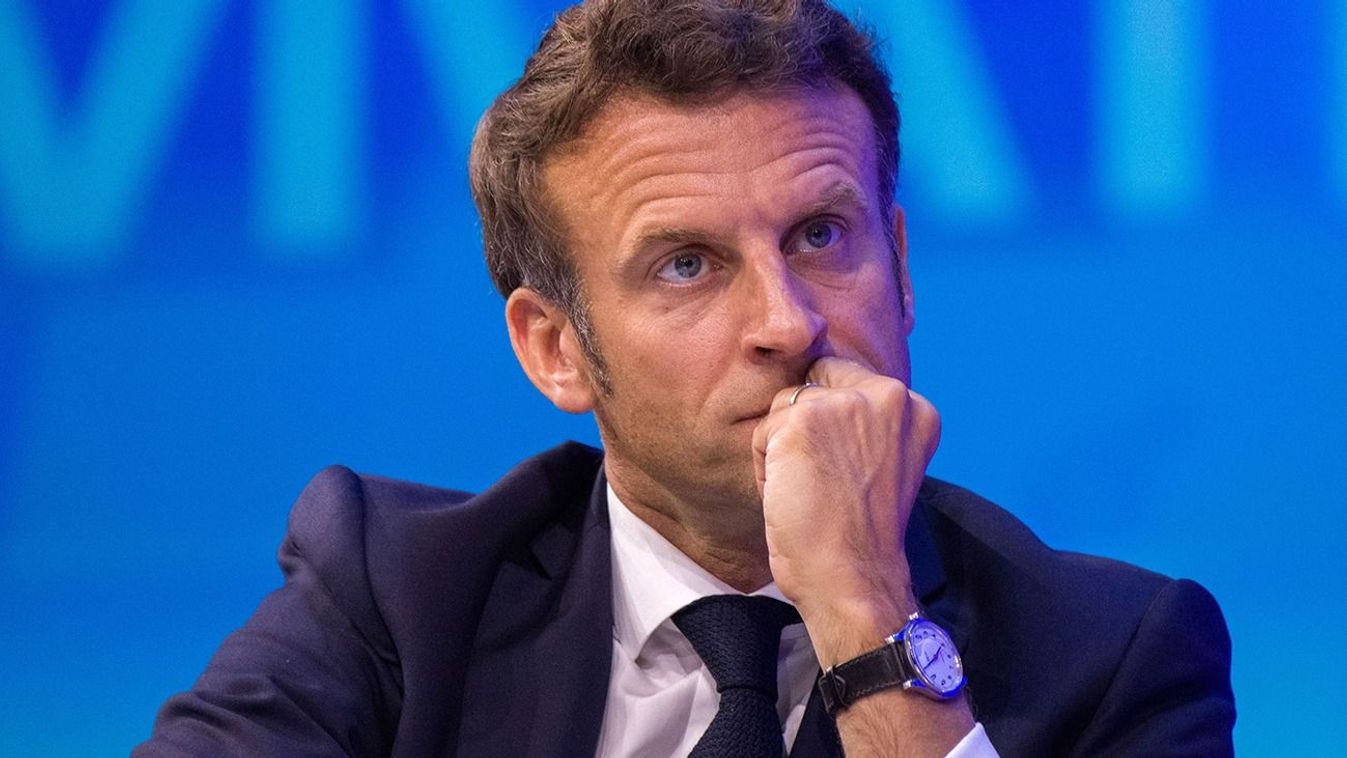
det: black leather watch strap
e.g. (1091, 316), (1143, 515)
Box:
(816, 640), (911, 716)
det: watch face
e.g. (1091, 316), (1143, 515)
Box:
(904, 619), (965, 695)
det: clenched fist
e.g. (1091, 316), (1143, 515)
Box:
(751, 356), (941, 666)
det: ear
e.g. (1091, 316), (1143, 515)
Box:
(892, 204), (915, 335)
(505, 288), (598, 414)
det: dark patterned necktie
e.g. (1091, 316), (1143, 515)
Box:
(673, 595), (802, 758)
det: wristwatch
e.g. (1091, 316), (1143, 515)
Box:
(817, 611), (966, 715)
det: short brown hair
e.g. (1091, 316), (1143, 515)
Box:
(469, 0), (900, 319)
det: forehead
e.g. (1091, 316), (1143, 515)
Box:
(541, 86), (882, 260)
(548, 85), (880, 190)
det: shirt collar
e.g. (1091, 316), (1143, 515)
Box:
(607, 483), (793, 663)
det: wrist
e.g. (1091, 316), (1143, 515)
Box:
(799, 587), (919, 667)
(823, 612), (966, 703)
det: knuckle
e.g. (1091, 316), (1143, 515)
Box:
(878, 381), (908, 408)
(916, 403), (942, 447)
(791, 396), (826, 423)
(836, 388), (869, 420)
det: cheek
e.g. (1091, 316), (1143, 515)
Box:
(822, 278), (908, 369)
(609, 315), (741, 417)
(607, 311), (727, 381)
(631, 296), (737, 354)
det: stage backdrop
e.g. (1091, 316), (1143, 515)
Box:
(1, 1), (1344, 754)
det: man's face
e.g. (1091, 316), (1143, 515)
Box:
(542, 86), (913, 513)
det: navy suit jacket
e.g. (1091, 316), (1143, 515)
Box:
(135, 442), (1235, 756)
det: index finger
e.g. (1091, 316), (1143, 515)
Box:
(805, 355), (880, 388)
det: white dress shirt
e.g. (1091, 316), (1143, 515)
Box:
(594, 485), (997, 757)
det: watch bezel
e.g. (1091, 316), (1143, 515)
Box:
(889, 614), (966, 700)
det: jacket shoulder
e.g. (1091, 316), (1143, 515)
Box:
(289, 440), (603, 560)
(287, 463), (474, 553)
(286, 440), (604, 615)
(136, 442), (608, 756)
(918, 477), (1170, 606)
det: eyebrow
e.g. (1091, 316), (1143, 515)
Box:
(631, 225), (711, 253)
(798, 180), (870, 220)
(627, 181), (872, 257)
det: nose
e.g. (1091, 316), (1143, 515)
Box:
(737, 252), (826, 362)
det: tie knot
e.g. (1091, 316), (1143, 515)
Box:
(673, 595), (801, 696)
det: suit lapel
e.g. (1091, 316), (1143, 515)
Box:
(453, 460), (614, 757)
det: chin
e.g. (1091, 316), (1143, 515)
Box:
(719, 468), (766, 513)
(684, 452), (760, 510)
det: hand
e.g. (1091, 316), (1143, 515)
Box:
(751, 356), (941, 664)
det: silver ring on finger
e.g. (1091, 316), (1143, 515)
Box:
(788, 381), (819, 407)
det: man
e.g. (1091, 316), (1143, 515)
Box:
(137, 1), (1235, 756)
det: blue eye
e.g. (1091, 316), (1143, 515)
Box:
(795, 220), (842, 252)
(656, 252), (707, 282)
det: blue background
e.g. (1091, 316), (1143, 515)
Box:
(1, 0), (1344, 754)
